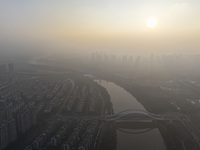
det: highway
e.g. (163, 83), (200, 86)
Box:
(176, 115), (200, 148)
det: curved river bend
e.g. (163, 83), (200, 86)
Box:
(96, 80), (166, 150)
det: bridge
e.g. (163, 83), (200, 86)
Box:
(104, 109), (177, 122)
(51, 108), (178, 123)
(101, 109), (200, 148)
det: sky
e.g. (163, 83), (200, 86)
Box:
(0, 0), (200, 54)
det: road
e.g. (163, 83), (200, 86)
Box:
(177, 115), (200, 148)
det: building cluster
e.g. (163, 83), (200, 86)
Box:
(0, 74), (73, 149)
(24, 119), (101, 150)
(0, 114), (17, 150)
(91, 53), (200, 75)
(0, 69), (109, 150)
(91, 52), (118, 65)
(76, 120), (100, 150)
(17, 101), (37, 133)
(0, 100), (38, 149)
(66, 82), (104, 115)
(44, 80), (71, 113)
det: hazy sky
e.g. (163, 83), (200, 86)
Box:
(0, 0), (200, 54)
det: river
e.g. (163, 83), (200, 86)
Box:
(96, 80), (166, 150)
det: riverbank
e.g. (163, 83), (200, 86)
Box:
(93, 73), (175, 114)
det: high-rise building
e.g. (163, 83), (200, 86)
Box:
(17, 107), (37, 134)
(17, 109), (31, 133)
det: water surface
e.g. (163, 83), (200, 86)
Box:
(96, 80), (166, 150)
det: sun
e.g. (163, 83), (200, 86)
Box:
(146, 17), (157, 28)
